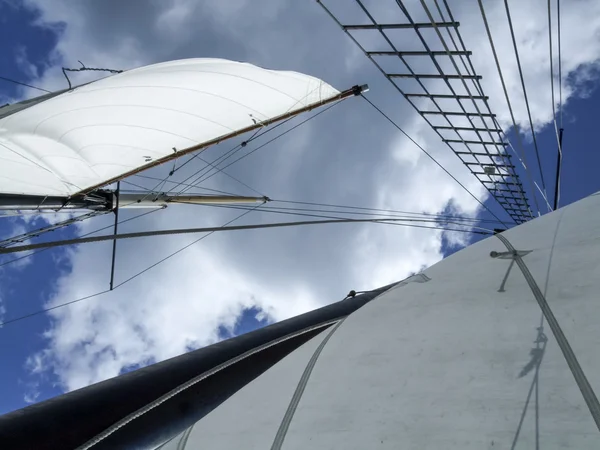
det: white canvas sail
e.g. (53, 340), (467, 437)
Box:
(156, 191), (600, 449)
(0, 58), (340, 198)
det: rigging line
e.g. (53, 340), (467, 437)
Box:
(0, 75), (51, 93)
(181, 100), (343, 192)
(170, 143), (243, 193)
(504, 0), (547, 197)
(433, 0), (482, 96)
(171, 115), (297, 195)
(122, 178), (249, 199)
(176, 101), (340, 194)
(553, 0), (564, 211)
(418, 0), (528, 213)
(558, 0), (563, 128)
(0, 289), (111, 328)
(322, 0), (526, 222)
(176, 202), (494, 234)
(361, 94), (509, 227)
(133, 174), (242, 196)
(0, 211), (105, 248)
(244, 204), (502, 225)
(0, 204), (262, 328)
(436, 0), (544, 214)
(0, 212), (492, 255)
(170, 129), (260, 177)
(170, 116), (290, 178)
(548, 0), (560, 147)
(119, 169), (179, 208)
(272, 199), (507, 225)
(494, 232), (600, 432)
(186, 154), (265, 197)
(477, 0), (542, 218)
(0, 208), (162, 268)
(112, 202), (264, 289)
(405, 0), (530, 219)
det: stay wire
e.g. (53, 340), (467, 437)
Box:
(111, 202), (264, 289)
(477, 0), (542, 218)
(0, 204), (263, 328)
(271, 199), (505, 225)
(435, 0), (548, 215)
(0, 75), (51, 93)
(180, 100), (343, 193)
(132, 174), (241, 197)
(171, 114), (296, 195)
(557, 0), (563, 129)
(361, 95), (509, 228)
(0, 209), (162, 269)
(504, 0), (547, 197)
(258, 203), (505, 226)
(170, 127), (260, 177)
(180, 202), (494, 235)
(181, 154), (266, 197)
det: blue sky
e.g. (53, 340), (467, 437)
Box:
(1, 0), (599, 416)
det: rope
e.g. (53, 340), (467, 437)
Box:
(132, 174), (241, 197)
(558, 0), (563, 128)
(493, 232), (600, 431)
(436, 0), (543, 217)
(62, 61), (123, 90)
(504, 0), (548, 198)
(0, 208), (162, 269)
(419, 0), (533, 219)
(178, 100), (343, 194)
(0, 205), (262, 327)
(0, 213), (492, 256)
(271, 199), (505, 225)
(361, 95), (509, 227)
(0, 75), (51, 93)
(270, 320), (344, 450)
(178, 201), (495, 233)
(477, 0), (542, 218)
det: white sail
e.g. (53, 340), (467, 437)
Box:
(157, 191), (600, 449)
(0, 58), (339, 198)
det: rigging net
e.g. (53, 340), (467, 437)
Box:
(318, 0), (534, 224)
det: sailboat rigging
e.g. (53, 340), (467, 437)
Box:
(2, 0), (600, 449)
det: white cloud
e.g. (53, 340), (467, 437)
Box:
(13, 0), (600, 393)
(22, 385), (40, 404)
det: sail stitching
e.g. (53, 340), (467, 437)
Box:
(75, 318), (342, 450)
(493, 232), (600, 432)
(270, 319), (345, 450)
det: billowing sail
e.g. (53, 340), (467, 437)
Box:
(159, 192), (600, 449)
(0, 58), (340, 198)
(3, 193), (600, 449)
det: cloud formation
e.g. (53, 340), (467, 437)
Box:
(10, 0), (600, 392)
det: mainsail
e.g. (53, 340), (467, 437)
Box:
(0, 58), (342, 198)
(1, 193), (599, 449)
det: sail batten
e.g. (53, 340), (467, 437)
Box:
(0, 58), (343, 198)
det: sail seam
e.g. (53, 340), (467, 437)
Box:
(494, 233), (600, 432)
(270, 319), (345, 450)
(75, 318), (342, 450)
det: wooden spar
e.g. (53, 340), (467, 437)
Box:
(74, 84), (368, 197)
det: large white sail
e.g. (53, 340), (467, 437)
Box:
(156, 191), (600, 449)
(0, 58), (339, 198)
